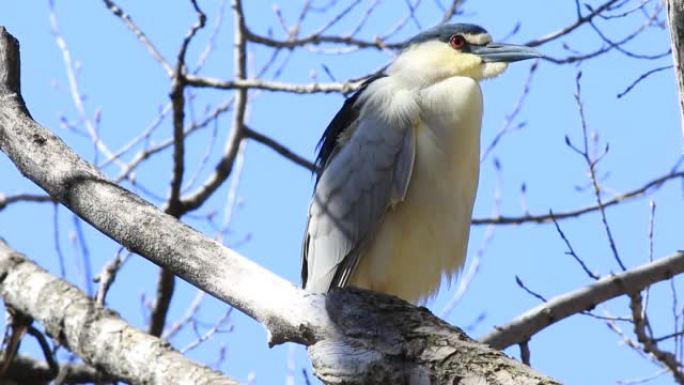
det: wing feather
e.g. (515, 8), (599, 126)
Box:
(302, 82), (417, 292)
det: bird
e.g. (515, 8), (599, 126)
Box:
(301, 23), (540, 304)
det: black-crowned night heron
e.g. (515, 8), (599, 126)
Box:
(301, 23), (540, 304)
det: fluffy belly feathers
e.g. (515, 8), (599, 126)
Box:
(349, 77), (483, 303)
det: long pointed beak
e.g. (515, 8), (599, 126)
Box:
(472, 43), (541, 63)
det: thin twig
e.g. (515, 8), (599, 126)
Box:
(0, 194), (53, 210)
(243, 126), (316, 172)
(525, 0), (622, 47)
(101, 0), (174, 76)
(482, 252), (684, 350)
(178, 0), (250, 213)
(617, 65), (672, 98)
(94, 249), (129, 306)
(26, 326), (59, 377)
(49, 2), (125, 170)
(551, 212), (599, 279)
(572, 71), (626, 271)
(629, 292), (684, 383)
(472, 171), (684, 225)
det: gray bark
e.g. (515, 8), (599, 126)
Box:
(311, 289), (558, 384)
(667, 0), (684, 140)
(0, 241), (239, 385)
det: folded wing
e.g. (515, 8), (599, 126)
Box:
(302, 85), (416, 292)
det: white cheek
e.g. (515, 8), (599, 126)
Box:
(481, 62), (509, 79)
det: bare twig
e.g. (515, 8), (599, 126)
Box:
(551, 212), (599, 280)
(163, 290), (206, 340)
(525, 0), (622, 47)
(482, 252), (684, 350)
(186, 75), (360, 94)
(0, 193), (53, 210)
(113, 99), (234, 183)
(49, 3), (125, 170)
(180, 308), (233, 353)
(94, 249), (129, 306)
(617, 65), (672, 98)
(26, 326), (59, 377)
(178, 0), (250, 213)
(481, 61), (538, 163)
(440, 0), (465, 22)
(572, 71), (625, 271)
(629, 292), (684, 383)
(101, 0), (174, 76)
(0, 354), (113, 385)
(472, 170), (684, 225)
(243, 126), (316, 172)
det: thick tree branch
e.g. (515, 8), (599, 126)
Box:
(309, 289), (559, 385)
(0, 25), (559, 384)
(0, 24), (324, 347)
(667, 0), (684, 141)
(0, 240), (239, 385)
(481, 252), (684, 350)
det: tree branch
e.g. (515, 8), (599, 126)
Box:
(0, 193), (53, 211)
(472, 170), (684, 225)
(177, 0), (249, 213)
(0, 240), (239, 385)
(524, 0), (621, 47)
(185, 74), (359, 94)
(667, 0), (684, 142)
(481, 252), (684, 350)
(147, 0), (208, 339)
(243, 125), (316, 172)
(0, 354), (111, 385)
(629, 291), (684, 383)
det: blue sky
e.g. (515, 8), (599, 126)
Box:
(1, 1), (683, 384)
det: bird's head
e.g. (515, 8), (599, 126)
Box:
(389, 23), (540, 86)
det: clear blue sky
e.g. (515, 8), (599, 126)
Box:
(1, 1), (683, 384)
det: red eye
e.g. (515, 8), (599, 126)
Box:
(449, 34), (466, 49)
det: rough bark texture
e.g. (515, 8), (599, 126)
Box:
(313, 289), (559, 385)
(0, 241), (238, 385)
(667, 0), (684, 139)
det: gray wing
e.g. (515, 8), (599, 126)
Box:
(302, 108), (416, 292)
